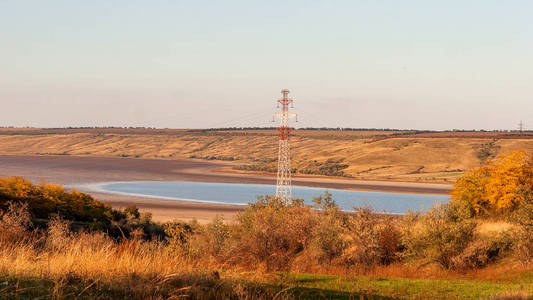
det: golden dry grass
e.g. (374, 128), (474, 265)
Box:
(3, 225), (531, 299)
(477, 221), (517, 237)
(0, 235), (272, 299)
(2, 235), (195, 282)
(1, 199), (532, 299)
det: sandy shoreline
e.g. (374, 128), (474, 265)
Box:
(89, 192), (244, 223)
(0, 154), (452, 223)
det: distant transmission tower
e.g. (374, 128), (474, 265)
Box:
(274, 89), (297, 200)
(519, 120), (525, 133)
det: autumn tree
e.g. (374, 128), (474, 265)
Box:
(0, 176), (113, 223)
(451, 166), (490, 217)
(451, 150), (533, 217)
(485, 150), (533, 212)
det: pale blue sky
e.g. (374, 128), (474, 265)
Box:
(1, 1), (532, 130)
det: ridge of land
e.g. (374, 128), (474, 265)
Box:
(1, 128), (533, 183)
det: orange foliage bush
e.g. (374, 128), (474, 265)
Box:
(0, 176), (113, 223)
(485, 150), (533, 211)
(451, 150), (533, 216)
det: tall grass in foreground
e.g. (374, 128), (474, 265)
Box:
(1, 197), (533, 299)
(0, 204), (294, 299)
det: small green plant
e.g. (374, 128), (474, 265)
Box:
(201, 215), (230, 257)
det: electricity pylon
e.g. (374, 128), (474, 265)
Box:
(519, 120), (525, 132)
(274, 89), (297, 200)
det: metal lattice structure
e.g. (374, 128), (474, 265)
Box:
(519, 120), (525, 132)
(274, 89), (297, 200)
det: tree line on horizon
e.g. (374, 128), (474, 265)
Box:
(2, 126), (531, 133)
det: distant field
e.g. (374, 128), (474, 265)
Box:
(1, 128), (533, 183)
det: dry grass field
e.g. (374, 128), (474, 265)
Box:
(1, 128), (533, 183)
(1, 181), (532, 299)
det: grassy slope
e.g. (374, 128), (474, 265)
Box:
(281, 272), (533, 299)
(2, 272), (531, 299)
(1, 129), (533, 183)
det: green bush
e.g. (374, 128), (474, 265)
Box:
(310, 192), (347, 266)
(191, 216), (230, 259)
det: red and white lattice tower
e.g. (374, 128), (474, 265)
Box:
(274, 89), (297, 200)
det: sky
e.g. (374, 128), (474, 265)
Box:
(1, 1), (532, 130)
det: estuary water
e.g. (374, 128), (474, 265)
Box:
(94, 181), (449, 214)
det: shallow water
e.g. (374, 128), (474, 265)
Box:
(95, 181), (449, 214)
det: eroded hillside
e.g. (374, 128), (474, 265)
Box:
(1, 128), (532, 183)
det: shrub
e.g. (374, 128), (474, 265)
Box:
(0, 177), (114, 223)
(450, 150), (533, 217)
(0, 202), (31, 244)
(139, 212), (152, 224)
(451, 166), (490, 217)
(451, 240), (492, 270)
(401, 207), (476, 269)
(444, 198), (477, 222)
(512, 226), (533, 265)
(507, 190), (533, 265)
(476, 140), (500, 162)
(378, 220), (403, 265)
(164, 221), (193, 253)
(124, 205), (141, 219)
(510, 200), (533, 227)
(451, 233), (513, 270)
(342, 207), (402, 268)
(312, 190), (337, 211)
(230, 195), (315, 271)
(186, 216), (231, 262)
(298, 158), (350, 177)
(46, 215), (72, 250)
(310, 192), (347, 266)
(485, 150), (533, 212)
(202, 216), (230, 257)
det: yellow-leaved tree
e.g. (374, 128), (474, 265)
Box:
(451, 165), (490, 216)
(451, 150), (533, 216)
(485, 150), (533, 211)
